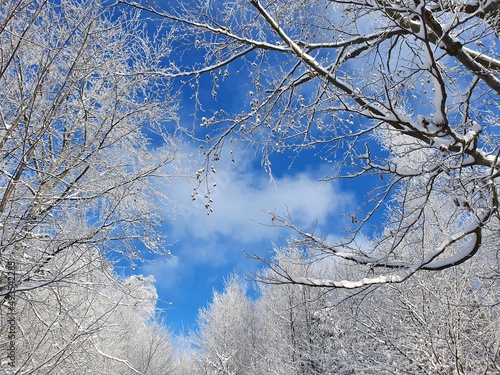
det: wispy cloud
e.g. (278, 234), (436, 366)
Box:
(181, 148), (349, 232)
(141, 145), (354, 331)
(152, 146), (352, 270)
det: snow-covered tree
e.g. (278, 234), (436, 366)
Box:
(0, 0), (179, 372)
(324, 257), (500, 373)
(125, 0), (500, 287)
(171, 335), (199, 375)
(95, 274), (175, 375)
(255, 247), (352, 375)
(192, 275), (259, 375)
(260, 193), (500, 373)
(187, 242), (499, 374)
(1, 251), (175, 374)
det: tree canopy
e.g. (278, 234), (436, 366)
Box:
(127, 0), (500, 288)
(0, 1), (178, 372)
(1, 0), (499, 372)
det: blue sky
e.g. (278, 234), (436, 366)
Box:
(129, 37), (379, 338)
(127, 2), (381, 335)
(139, 141), (357, 334)
(115, 0), (500, 338)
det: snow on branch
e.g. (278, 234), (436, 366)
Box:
(255, 207), (492, 289)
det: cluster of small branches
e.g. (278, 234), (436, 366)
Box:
(124, 0), (500, 288)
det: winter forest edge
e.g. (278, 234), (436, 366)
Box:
(0, 0), (499, 374)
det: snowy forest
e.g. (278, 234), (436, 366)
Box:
(0, 0), (498, 374)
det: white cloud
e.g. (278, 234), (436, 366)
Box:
(142, 145), (355, 320)
(164, 145), (352, 253)
(141, 255), (182, 291)
(143, 144), (355, 296)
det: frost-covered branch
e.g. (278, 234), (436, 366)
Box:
(135, 0), (499, 287)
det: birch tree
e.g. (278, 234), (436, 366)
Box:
(126, 0), (500, 287)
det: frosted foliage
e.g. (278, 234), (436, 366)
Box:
(0, 0), (177, 295)
(193, 275), (259, 375)
(0, 247), (174, 374)
(254, 250), (357, 374)
(0, 0), (178, 373)
(188, 245), (499, 374)
(133, 0), (500, 286)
